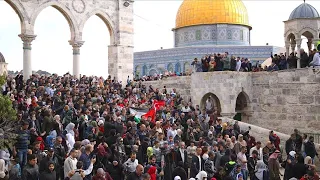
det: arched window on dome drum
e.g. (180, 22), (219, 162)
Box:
(240, 30), (243, 41)
(167, 63), (174, 73)
(142, 65), (147, 76)
(184, 62), (190, 73)
(175, 62), (181, 74)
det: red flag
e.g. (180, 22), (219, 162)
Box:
(142, 108), (156, 123)
(153, 100), (165, 111)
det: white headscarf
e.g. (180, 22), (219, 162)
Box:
(0, 159), (6, 178)
(174, 176), (181, 180)
(289, 151), (296, 158)
(196, 171), (207, 180)
(255, 160), (267, 180)
(65, 123), (75, 136)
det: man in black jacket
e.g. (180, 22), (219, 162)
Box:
(127, 164), (144, 180)
(304, 136), (319, 162)
(54, 136), (66, 180)
(190, 147), (203, 178)
(22, 154), (39, 180)
(175, 141), (188, 173)
(248, 150), (258, 179)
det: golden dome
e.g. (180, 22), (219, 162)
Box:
(175, 0), (251, 29)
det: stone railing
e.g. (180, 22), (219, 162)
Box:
(220, 117), (320, 151)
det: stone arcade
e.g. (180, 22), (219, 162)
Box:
(142, 69), (320, 135)
(4, 0), (134, 81)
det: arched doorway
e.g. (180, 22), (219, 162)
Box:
(234, 91), (251, 122)
(200, 93), (221, 113)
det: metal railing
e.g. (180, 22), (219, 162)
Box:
(304, 133), (320, 144)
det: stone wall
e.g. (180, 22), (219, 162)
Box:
(141, 76), (192, 101)
(142, 68), (320, 136)
(250, 69), (320, 134)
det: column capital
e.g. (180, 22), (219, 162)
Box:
(19, 34), (37, 50)
(69, 40), (84, 55)
(69, 40), (84, 48)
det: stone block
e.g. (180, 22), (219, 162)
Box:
(277, 114), (287, 120)
(307, 105), (320, 114)
(277, 96), (286, 105)
(285, 96), (299, 104)
(303, 116), (316, 121)
(269, 114), (277, 120)
(282, 89), (290, 95)
(299, 96), (314, 104)
(287, 115), (297, 121)
(315, 96), (320, 105)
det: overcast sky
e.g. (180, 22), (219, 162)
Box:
(0, 0), (320, 77)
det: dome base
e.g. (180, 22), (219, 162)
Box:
(174, 24), (250, 47)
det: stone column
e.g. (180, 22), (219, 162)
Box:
(69, 41), (84, 79)
(285, 41), (290, 59)
(108, 45), (134, 84)
(296, 38), (302, 68)
(307, 38), (312, 52)
(19, 34), (36, 81)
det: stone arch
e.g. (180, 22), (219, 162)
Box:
(200, 93), (222, 113)
(286, 32), (296, 42)
(234, 91), (251, 122)
(30, 1), (78, 40)
(298, 28), (317, 39)
(4, 0), (28, 34)
(79, 9), (116, 45)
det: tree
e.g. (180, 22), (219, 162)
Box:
(0, 75), (18, 149)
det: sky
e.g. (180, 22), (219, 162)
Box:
(0, 0), (320, 77)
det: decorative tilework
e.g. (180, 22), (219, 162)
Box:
(227, 30), (232, 40)
(196, 30), (202, 41)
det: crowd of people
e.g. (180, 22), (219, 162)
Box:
(136, 46), (320, 81)
(0, 72), (318, 180)
(191, 47), (320, 73)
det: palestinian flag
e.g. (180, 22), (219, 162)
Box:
(129, 107), (149, 123)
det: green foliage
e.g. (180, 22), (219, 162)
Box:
(0, 75), (6, 87)
(0, 76), (18, 149)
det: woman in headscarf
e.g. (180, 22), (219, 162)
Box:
(36, 137), (45, 151)
(284, 151), (296, 180)
(0, 159), (7, 180)
(268, 150), (281, 180)
(113, 137), (126, 164)
(65, 123), (75, 153)
(234, 134), (247, 155)
(304, 156), (315, 171)
(196, 171), (208, 180)
(252, 160), (269, 180)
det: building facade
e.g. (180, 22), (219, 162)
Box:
(133, 0), (283, 77)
